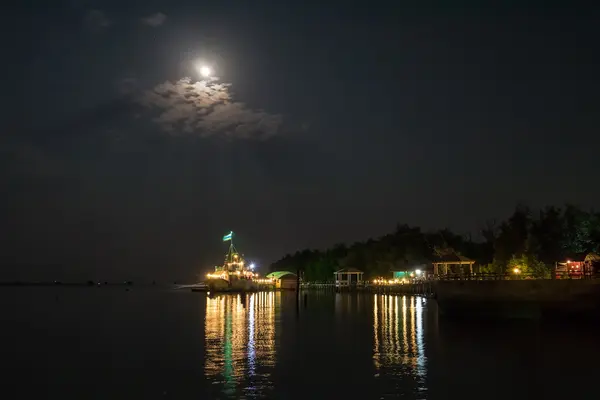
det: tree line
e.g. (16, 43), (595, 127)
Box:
(269, 204), (600, 281)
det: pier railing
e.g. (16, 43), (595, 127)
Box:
(299, 272), (599, 289)
(431, 273), (538, 281)
(430, 272), (600, 281)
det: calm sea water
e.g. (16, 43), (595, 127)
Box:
(1, 288), (598, 399)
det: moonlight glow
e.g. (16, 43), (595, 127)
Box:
(198, 65), (212, 78)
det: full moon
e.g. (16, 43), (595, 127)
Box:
(199, 66), (212, 77)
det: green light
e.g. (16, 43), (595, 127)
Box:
(223, 310), (234, 395)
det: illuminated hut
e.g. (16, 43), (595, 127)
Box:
(265, 271), (297, 290)
(391, 258), (430, 282)
(556, 253), (600, 279)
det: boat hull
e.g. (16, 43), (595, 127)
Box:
(206, 278), (259, 292)
(434, 280), (600, 321)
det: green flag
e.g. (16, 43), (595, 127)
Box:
(222, 231), (233, 242)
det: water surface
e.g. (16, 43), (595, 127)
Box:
(1, 288), (598, 399)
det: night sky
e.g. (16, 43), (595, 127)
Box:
(2, 2), (598, 281)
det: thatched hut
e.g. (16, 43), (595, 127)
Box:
(584, 253), (600, 276)
(431, 246), (475, 277)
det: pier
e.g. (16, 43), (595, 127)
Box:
(370, 281), (435, 297)
(299, 273), (600, 315)
(300, 281), (435, 297)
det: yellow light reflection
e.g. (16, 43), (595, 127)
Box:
(204, 292), (279, 397)
(373, 294), (379, 368)
(410, 296), (416, 366)
(415, 296), (426, 378)
(373, 294), (427, 389)
(402, 295), (408, 357)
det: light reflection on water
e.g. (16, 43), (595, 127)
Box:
(373, 294), (427, 398)
(204, 292), (279, 399)
(4, 288), (600, 399)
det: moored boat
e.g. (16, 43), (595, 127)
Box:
(205, 231), (259, 292)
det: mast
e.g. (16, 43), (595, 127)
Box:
(222, 231), (241, 272)
(216, 230), (253, 282)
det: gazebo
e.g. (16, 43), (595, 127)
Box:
(334, 268), (364, 287)
(432, 254), (475, 277)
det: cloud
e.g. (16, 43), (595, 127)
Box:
(141, 12), (167, 27)
(83, 10), (111, 31)
(138, 77), (284, 140)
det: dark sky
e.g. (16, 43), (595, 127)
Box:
(1, 1), (598, 281)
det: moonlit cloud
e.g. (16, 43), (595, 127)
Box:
(83, 10), (111, 31)
(139, 77), (284, 140)
(141, 12), (167, 27)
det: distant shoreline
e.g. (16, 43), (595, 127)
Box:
(0, 281), (137, 287)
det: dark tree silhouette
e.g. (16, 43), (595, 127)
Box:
(269, 204), (600, 281)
